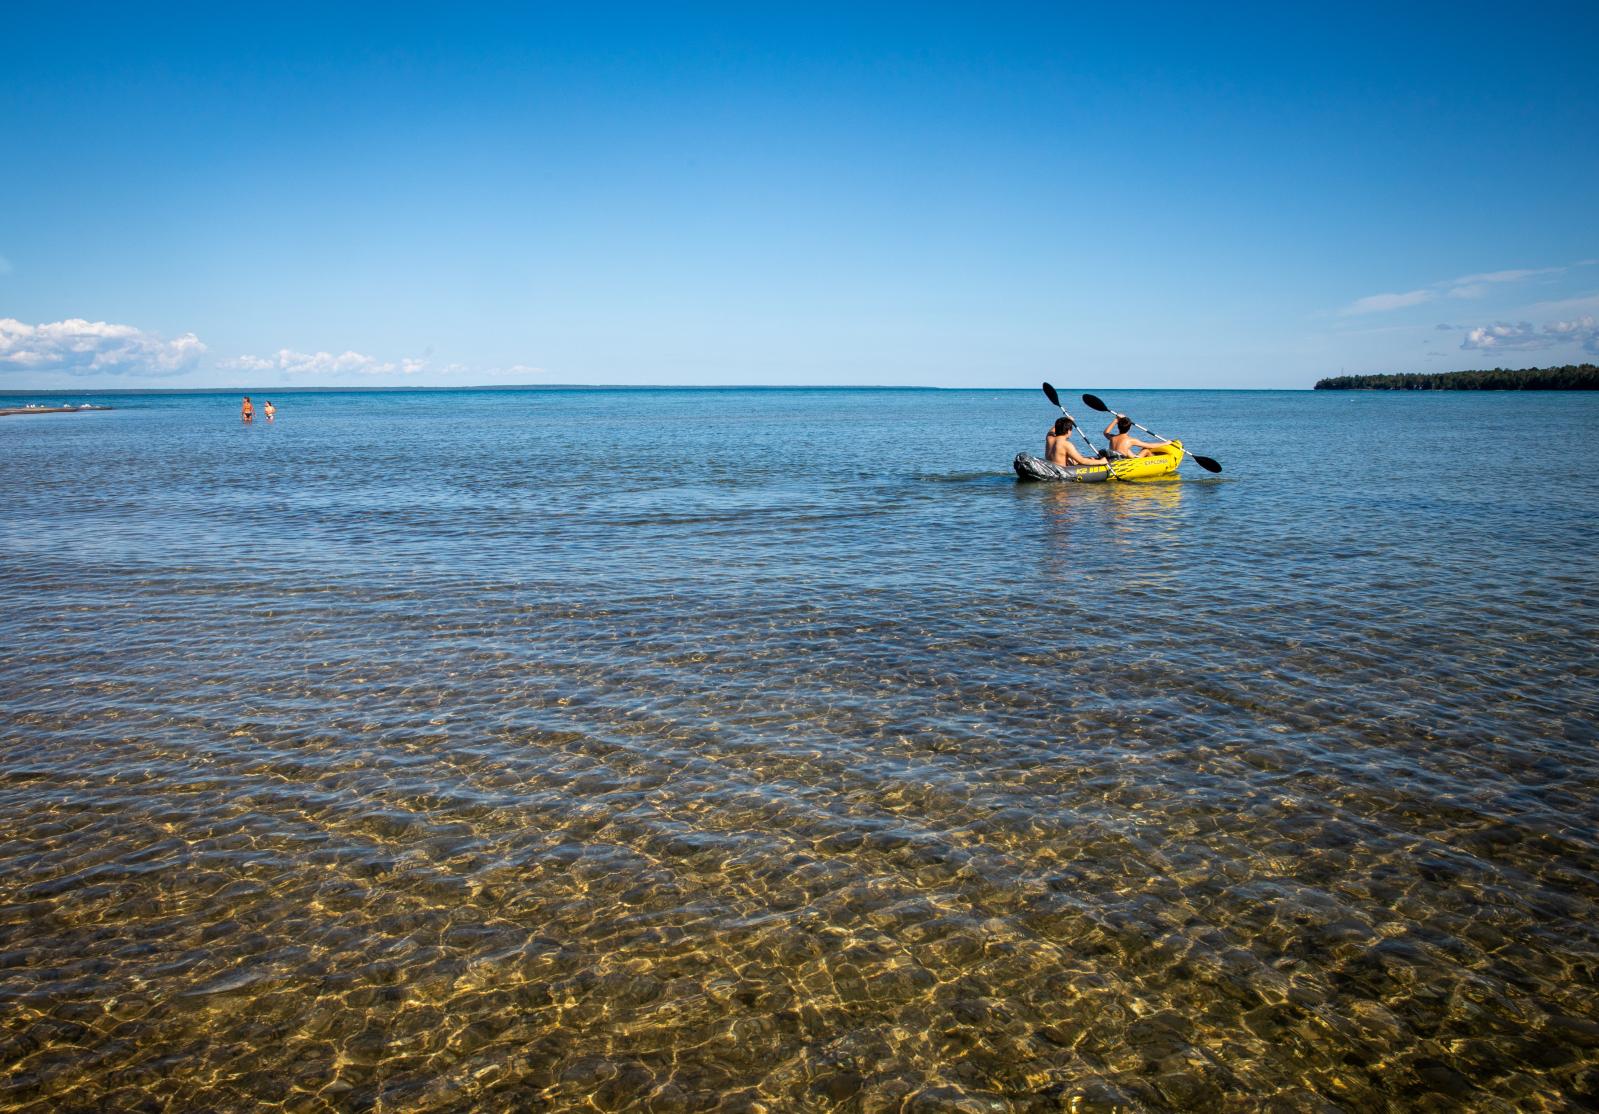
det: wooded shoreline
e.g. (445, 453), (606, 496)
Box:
(1315, 364), (1598, 390)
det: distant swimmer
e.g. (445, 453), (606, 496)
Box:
(1103, 413), (1167, 459)
(263, 400), (275, 422)
(1046, 417), (1104, 468)
(241, 396), (254, 423)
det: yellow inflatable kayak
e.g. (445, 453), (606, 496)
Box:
(1014, 440), (1184, 483)
(1108, 439), (1183, 481)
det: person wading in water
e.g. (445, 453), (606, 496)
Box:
(1046, 417), (1104, 468)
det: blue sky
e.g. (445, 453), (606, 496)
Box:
(3, 2), (1596, 388)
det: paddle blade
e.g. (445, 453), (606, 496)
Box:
(1193, 455), (1223, 473)
(1042, 382), (1061, 408)
(1081, 393), (1110, 412)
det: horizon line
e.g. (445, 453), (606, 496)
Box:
(0, 383), (1318, 394)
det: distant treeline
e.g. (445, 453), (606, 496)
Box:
(1314, 364), (1599, 390)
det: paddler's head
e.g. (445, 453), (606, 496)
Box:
(1053, 416), (1073, 436)
(1116, 415), (1132, 434)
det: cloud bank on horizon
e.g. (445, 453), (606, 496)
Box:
(0, 318), (206, 377)
(10, 257), (1597, 383)
(1331, 261), (1599, 358)
(3, 294), (1597, 384)
(223, 349), (431, 377)
(1462, 315), (1599, 355)
(0, 317), (523, 383)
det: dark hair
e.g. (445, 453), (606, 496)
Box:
(1116, 416), (1132, 434)
(1053, 416), (1073, 435)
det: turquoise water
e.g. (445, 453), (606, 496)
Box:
(2, 387), (1596, 1110)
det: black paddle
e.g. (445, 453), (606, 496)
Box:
(1081, 393), (1223, 473)
(1041, 383), (1110, 467)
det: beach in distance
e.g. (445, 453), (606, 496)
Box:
(2, 386), (1598, 1110)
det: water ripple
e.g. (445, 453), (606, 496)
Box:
(2, 388), (1597, 1111)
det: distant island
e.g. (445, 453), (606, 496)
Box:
(1315, 364), (1598, 390)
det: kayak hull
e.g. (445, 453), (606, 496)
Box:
(1013, 453), (1110, 483)
(1109, 440), (1184, 481)
(1013, 440), (1183, 483)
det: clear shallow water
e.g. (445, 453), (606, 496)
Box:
(1, 387), (1596, 1112)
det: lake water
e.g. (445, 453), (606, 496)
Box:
(2, 387), (1596, 1111)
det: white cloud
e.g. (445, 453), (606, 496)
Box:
(0, 317), (206, 376)
(1340, 289), (1432, 315)
(1341, 261), (1588, 316)
(1460, 315), (1599, 354)
(1449, 267), (1550, 286)
(222, 348), (428, 377)
(1445, 267), (1567, 300)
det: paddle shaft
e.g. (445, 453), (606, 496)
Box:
(1082, 392), (1221, 473)
(1041, 384), (1109, 466)
(1086, 423), (1142, 479)
(1122, 415), (1172, 445)
(1055, 384), (1159, 478)
(1119, 416), (1216, 472)
(1058, 404), (1110, 465)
